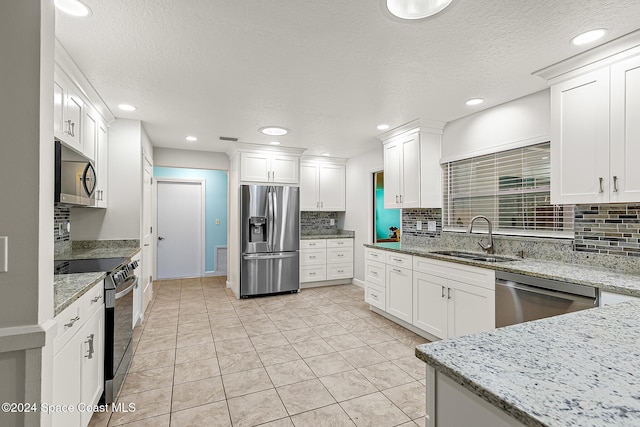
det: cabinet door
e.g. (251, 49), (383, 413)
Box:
(610, 55), (640, 203)
(82, 107), (97, 161)
(447, 280), (494, 339)
(383, 141), (402, 208)
(413, 272), (448, 339)
(385, 265), (413, 323)
(54, 79), (65, 141)
(64, 86), (84, 152)
(270, 154), (299, 183)
(80, 307), (104, 426)
(95, 122), (108, 208)
(550, 68), (610, 204)
(300, 162), (320, 210)
(400, 132), (420, 207)
(52, 336), (82, 427)
(240, 152), (271, 182)
(319, 163), (346, 210)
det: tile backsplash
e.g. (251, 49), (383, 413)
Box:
(574, 204), (640, 257)
(301, 211), (338, 235)
(54, 205), (70, 243)
(401, 209), (442, 238)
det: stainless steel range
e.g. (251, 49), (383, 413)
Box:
(55, 256), (139, 404)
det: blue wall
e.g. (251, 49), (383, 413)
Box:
(376, 188), (400, 240)
(153, 167), (228, 272)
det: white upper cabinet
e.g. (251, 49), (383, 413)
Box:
(538, 34), (640, 204)
(382, 125), (442, 209)
(240, 152), (299, 184)
(610, 55), (640, 203)
(82, 105), (98, 162)
(94, 121), (108, 208)
(54, 69), (84, 153)
(300, 158), (346, 211)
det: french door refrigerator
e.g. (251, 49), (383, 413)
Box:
(240, 184), (300, 297)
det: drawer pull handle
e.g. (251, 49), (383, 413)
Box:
(65, 316), (80, 328)
(371, 271), (378, 276)
(337, 242), (343, 245)
(85, 333), (95, 359)
(309, 256), (316, 259)
(309, 243), (316, 246)
(337, 270), (344, 273)
(91, 295), (102, 303)
(448, 288), (452, 300)
(599, 177), (604, 193)
(393, 268), (402, 273)
(371, 293), (378, 298)
(338, 254), (344, 257)
(310, 272), (316, 275)
(613, 176), (619, 192)
(394, 258), (402, 262)
(441, 286), (445, 298)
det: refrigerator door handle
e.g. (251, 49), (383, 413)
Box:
(267, 186), (274, 252)
(243, 252), (298, 260)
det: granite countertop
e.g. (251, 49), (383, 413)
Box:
(415, 301), (640, 427)
(55, 246), (141, 261)
(54, 272), (106, 316)
(301, 230), (355, 240)
(365, 242), (640, 297)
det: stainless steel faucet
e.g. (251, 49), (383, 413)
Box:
(467, 215), (494, 254)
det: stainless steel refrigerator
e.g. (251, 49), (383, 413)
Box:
(240, 184), (300, 297)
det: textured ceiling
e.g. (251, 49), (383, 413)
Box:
(55, 0), (640, 158)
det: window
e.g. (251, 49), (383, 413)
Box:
(442, 142), (573, 237)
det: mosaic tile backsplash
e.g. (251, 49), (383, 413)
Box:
(54, 205), (70, 243)
(401, 209), (442, 238)
(301, 211), (338, 235)
(574, 204), (640, 256)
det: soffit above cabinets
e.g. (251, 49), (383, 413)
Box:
(55, 0), (640, 158)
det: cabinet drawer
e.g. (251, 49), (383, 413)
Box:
(327, 263), (353, 280)
(301, 265), (326, 282)
(365, 247), (385, 262)
(386, 252), (412, 268)
(300, 249), (326, 265)
(83, 282), (104, 318)
(365, 283), (386, 310)
(301, 239), (327, 249)
(413, 256), (495, 290)
(54, 298), (85, 355)
(365, 260), (385, 287)
(326, 247), (353, 263)
(326, 238), (353, 248)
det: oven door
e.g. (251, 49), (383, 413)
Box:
(104, 275), (136, 403)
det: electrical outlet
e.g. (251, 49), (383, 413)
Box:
(330, 219), (335, 226)
(427, 220), (437, 231)
(416, 220), (422, 231)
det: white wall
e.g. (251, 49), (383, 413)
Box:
(441, 90), (550, 162)
(154, 147), (230, 171)
(71, 119), (144, 240)
(343, 147), (384, 284)
(0, 1), (55, 426)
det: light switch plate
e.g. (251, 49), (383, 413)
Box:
(215, 219), (220, 225)
(416, 220), (422, 231)
(0, 236), (7, 273)
(427, 220), (436, 231)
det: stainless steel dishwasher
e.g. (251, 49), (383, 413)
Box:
(495, 271), (599, 328)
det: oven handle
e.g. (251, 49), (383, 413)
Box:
(115, 276), (138, 300)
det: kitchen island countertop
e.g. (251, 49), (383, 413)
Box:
(415, 301), (640, 427)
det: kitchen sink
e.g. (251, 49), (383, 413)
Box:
(431, 250), (520, 263)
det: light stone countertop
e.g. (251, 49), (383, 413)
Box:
(415, 301), (640, 427)
(54, 272), (106, 316)
(55, 246), (141, 261)
(365, 242), (640, 297)
(301, 230), (355, 240)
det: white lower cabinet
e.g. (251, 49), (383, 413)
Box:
(364, 246), (495, 340)
(52, 282), (104, 427)
(301, 238), (353, 284)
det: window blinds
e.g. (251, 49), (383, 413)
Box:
(442, 142), (574, 237)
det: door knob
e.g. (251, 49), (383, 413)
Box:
(158, 236), (165, 241)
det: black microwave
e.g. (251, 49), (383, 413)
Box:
(55, 141), (97, 206)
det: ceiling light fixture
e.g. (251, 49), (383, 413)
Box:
(385, 0), (453, 20)
(259, 126), (289, 136)
(269, 141), (281, 145)
(571, 29), (608, 46)
(377, 124), (390, 131)
(54, 0), (92, 17)
(118, 104), (137, 112)
(321, 153), (331, 157)
(185, 136), (198, 142)
(465, 98), (484, 106)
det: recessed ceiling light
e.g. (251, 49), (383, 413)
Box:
(54, 0), (92, 17)
(185, 136), (198, 142)
(386, 0), (453, 20)
(270, 141), (281, 145)
(118, 104), (136, 112)
(571, 29), (608, 46)
(466, 98), (484, 106)
(377, 124), (390, 131)
(259, 126), (289, 136)
(321, 153), (331, 157)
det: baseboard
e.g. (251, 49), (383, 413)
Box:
(205, 271), (226, 277)
(351, 278), (365, 288)
(301, 278), (352, 289)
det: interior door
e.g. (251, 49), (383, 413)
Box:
(142, 156), (153, 310)
(157, 180), (203, 279)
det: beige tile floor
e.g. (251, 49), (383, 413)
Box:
(89, 277), (429, 427)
